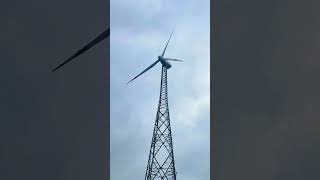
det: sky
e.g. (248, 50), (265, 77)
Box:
(110, 0), (210, 180)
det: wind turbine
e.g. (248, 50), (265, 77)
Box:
(127, 31), (183, 84)
(52, 28), (109, 72)
(128, 31), (182, 180)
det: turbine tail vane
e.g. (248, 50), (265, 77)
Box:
(161, 31), (174, 57)
(127, 60), (160, 84)
(52, 28), (110, 72)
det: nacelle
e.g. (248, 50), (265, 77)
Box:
(160, 59), (172, 69)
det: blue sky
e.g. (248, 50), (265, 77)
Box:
(110, 0), (210, 179)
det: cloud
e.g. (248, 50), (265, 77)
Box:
(175, 94), (210, 127)
(110, 0), (210, 179)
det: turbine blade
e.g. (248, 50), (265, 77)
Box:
(127, 60), (160, 84)
(164, 58), (183, 62)
(161, 31), (174, 57)
(52, 28), (110, 72)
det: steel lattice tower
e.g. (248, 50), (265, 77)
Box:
(145, 66), (177, 180)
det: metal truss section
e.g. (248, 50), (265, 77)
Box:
(145, 66), (177, 180)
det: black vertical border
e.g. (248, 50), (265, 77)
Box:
(211, 0), (216, 179)
(105, 0), (110, 179)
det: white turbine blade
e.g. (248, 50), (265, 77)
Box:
(161, 31), (174, 57)
(127, 60), (160, 84)
(164, 58), (183, 62)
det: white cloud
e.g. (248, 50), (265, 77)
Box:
(110, 0), (210, 179)
(175, 94), (210, 127)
